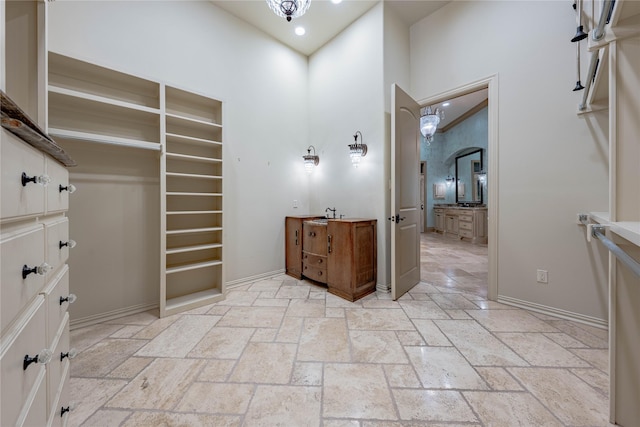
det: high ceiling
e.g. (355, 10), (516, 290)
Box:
(209, 0), (487, 126)
(209, 0), (449, 56)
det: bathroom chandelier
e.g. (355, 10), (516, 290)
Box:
(266, 0), (311, 22)
(419, 106), (444, 145)
(348, 131), (368, 168)
(303, 145), (319, 174)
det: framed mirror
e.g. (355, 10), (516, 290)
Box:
(455, 149), (483, 204)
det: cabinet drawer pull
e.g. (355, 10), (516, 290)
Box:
(21, 172), (50, 187)
(23, 349), (52, 370)
(317, 271), (323, 276)
(22, 262), (52, 279)
(59, 239), (77, 250)
(60, 348), (78, 361)
(327, 235), (332, 254)
(59, 184), (76, 193)
(60, 293), (77, 306)
(308, 231), (316, 237)
(318, 259), (323, 264)
(61, 402), (77, 418)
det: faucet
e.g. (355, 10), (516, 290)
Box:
(325, 207), (336, 219)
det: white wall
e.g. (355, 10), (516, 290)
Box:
(383, 4), (410, 111)
(381, 5), (411, 286)
(308, 3), (387, 285)
(410, 1), (610, 321)
(48, 1), (309, 319)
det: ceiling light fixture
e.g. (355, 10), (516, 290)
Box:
(303, 145), (319, 173)
(348, 131), (368, 168)
(331, 0), (342, 3)
(419, 106), (444, 146)
(442, 102), (450, 107)
(266, 0), (311, 22)
(295, 26), (306, 36)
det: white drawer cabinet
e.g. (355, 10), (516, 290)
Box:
(47, 314), (71, 422)
(2, 4), (76, 425)
(43, 266), (71, 345)
(48, 361), (70, 427)
(1, 129), (47, 220)
(19, 367), (48, 427)
(1, 224), (46, 333)
(45, 218), (70, 278)
(0, 296), (48, 427)
(1, 115), (75, 427)
(46, 158), (72, 214)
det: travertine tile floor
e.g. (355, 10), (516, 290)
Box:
(421, 232), (488, 298)
(69, 274), (612, 426)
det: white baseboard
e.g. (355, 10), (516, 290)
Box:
(376, 283), (391, 293)
(70, 302), (159, 331)
(497, 295), (608, 330)
(225, 269), (286, 290)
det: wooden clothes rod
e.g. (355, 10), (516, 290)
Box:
(592, 225), (640, 278)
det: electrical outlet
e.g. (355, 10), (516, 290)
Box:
(293, 199), (298, 208)
(536, 269), (548, 284)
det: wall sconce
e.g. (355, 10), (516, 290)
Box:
(348, 131), (367, 168)
(477, 170), (487, 184)
(303, 145), (319, 174)
(445, 175), (455, 187)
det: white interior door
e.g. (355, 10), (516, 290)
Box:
(391, 84), (421, 300)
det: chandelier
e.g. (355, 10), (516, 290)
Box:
(419, 106), (444, 145)
(266, 0), (311, 22)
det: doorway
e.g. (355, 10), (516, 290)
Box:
(417, 76), (498, 300)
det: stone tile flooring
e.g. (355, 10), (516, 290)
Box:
(421, 232), (488, 298)
(68, 274), (612, 426)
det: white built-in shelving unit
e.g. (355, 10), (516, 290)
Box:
(47, 52), (162, 151)
(46, 52), (225, 320)
(162, 86), (224, 316)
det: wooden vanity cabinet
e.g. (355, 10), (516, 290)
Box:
(285, 216), (323, 279)
(302, 222), (328, 284)
(327, 219), (377, 302)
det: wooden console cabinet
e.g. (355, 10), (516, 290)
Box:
(285, 216), (323, 279)
(302, 222), (328, 284)
(326, 219), (377, 302)
(286, 217), (377, 301)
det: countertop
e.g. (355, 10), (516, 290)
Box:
(303, 218), (377, 225)
(434, 205), (487, 210)
(1, 90), (75, 167)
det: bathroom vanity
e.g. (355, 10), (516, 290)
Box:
(285, 216), (377, 301)
(433, 205), (487, 244)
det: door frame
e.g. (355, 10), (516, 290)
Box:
(416, 75), (499, 300)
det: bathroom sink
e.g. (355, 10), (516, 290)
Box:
(307, 218), (329, 224)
